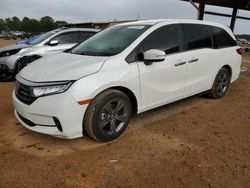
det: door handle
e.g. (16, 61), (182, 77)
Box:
(175, 61), (187, 67)
(188, 58), (199, 63)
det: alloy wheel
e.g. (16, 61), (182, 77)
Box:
(99, 100), (128, 136)
(216, 71), (230, 95)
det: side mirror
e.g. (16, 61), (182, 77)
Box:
(49, 40), (59, 46)
(143, 49), (166, 65)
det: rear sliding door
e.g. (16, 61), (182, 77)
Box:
(181, 23), (220, 96)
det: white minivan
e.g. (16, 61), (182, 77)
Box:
(13, 19), (242, 142)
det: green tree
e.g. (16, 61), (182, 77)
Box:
(12, 16), (21, 30)
(29, 19), (41, 33)
(40, 16), (56, 32)
(0, 19), (8, 32)
(20, 17), (31, 32)
(5, 18), (15, 30)
(1, 16), (67, 33)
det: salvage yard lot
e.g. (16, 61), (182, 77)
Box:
(0, 39), (250, 187)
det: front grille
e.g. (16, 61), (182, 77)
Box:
(15, 82), (37, 105)
(0, 49), (21, 58)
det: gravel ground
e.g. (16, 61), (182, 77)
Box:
(0, 39), (250, 188)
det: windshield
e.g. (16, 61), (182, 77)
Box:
(71, 25), (151, 56)
(28, 30), (60, 45)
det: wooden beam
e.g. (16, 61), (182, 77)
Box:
(205, 11), (231, 17)
(182, 0), (250, 11)
(247, 0), (250, 8)
(204, 11), (250, 20)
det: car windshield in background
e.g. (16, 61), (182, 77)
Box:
(71, 25), (151, 56)
(28, 30), (59, 45)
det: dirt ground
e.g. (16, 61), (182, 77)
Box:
(0, 39), (250, 188)
(0, 39), (20, 48)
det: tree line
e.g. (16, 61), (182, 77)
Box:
(236, 35), (250, 41)
(0, 16), (68, 33)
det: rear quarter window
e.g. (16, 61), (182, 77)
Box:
(212, 27), (237, 48)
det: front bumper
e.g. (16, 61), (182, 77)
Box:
(12, 89), (88, 139)
(0, 54), (21, 70)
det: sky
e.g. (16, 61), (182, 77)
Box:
(0, 0), (249, 34)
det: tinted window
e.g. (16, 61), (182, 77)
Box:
(53, 32), (77, 44)
(126, 24), (181, 63)
(76, 32), (96, 43)
(29, 30), (60, 45)
(213, 27), (237, 48)
(142, 25), (181, 54)
(182, 24), (212, 50)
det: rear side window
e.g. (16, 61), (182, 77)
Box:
(76, 32), (96, 43)
(126, 24), (181, 63)
(182, 24), (212, 50)
(212, 27), (237, 48)
(52, 32), (78, 44)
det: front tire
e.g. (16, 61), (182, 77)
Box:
(84, 89), (132, 142)
(0, 70), (14, 82)
(208, 67), (231, 99)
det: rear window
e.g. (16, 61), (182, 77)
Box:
(212, 27), (237, 48)
(182, 24), (212, 50)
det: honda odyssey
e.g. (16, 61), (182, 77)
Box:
(13, 19), (242, 142)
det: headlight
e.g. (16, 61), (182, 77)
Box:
(32, 82), (72, 97)
(0, 49), (22, 58)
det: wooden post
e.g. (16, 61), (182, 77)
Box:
(230, 7), (238, 31)
(198, 2), (205, 20)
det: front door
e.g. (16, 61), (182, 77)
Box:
(129, 24), (187, 111)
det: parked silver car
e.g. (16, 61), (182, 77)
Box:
(0, 27), (99, 81)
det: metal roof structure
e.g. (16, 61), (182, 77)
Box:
(183, 0), (250, 11)
(65, 19), (137, 29)
(182, 0), (250, 31)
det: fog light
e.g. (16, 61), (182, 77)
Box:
(53, 117), (63, 132)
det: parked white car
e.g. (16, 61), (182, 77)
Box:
(13, 19), (242, 142)
(0, 28), (99, 81)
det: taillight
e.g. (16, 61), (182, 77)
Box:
(236, 48), (243, 55)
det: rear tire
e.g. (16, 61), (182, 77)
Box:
(208, 67), (231, 99)
(84, 89), (132, 142)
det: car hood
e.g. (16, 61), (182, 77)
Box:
(19, 53), (108, 82)
(0, 44), (29, 52)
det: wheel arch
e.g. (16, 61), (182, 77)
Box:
(82, 86), (139, 139)
(222, 65), (232, 77)
(15, 54), (42, 73)
(109, 86), (138, 116)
